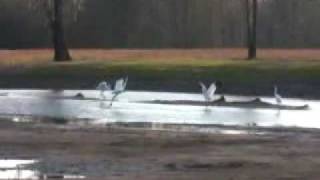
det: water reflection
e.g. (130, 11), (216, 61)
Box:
(0, 90), (318, 129)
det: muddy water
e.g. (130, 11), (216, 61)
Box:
(0, 90), (318, 129)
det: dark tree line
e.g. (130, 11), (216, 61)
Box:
(1, 0), (320, 61)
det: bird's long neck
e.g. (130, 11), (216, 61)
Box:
(274, 87), (278, 95)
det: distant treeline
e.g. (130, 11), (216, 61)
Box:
(1, 0), (320, 49)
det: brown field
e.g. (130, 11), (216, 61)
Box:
(1, 48), (320, 66)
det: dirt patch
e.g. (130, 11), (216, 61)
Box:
(2, 49), (320, 63)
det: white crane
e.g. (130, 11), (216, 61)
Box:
(274, 85), (282, 105)
(199, 82), (217, 103)
(96, 81), (111, 100)
(110, 77), (128, 107)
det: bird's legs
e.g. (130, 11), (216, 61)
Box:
(109, 92), (122, 107)
(205, 100), (210, 109)
(100, 91), (106, 100)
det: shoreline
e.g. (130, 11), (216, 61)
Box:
(0, 83), (318, 100)
(2, 114), (319, 134)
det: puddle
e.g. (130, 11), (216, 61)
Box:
(0, 160), (37, 180)
(0, 159), (85, 180)
(0, 160), (37, 169)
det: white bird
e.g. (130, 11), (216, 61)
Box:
(96, 81), (111, 100)
(113, 77), (128, 95)
(199, 82), (217, 102)
(274, 86), (282, 105)
(110, 77), (128, 106)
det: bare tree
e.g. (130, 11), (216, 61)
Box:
(29, 0), (83, 61)
(246, 0), (257, 59)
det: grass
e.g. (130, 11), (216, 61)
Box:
(22, 58), (320, 82)
(1, 48), (320, 98)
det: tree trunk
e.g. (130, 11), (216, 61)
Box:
(52, 0), (72, 61)
(245, 0), (251, 56)
(246, 0), (257, 60)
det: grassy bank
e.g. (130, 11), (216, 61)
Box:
(1, 49), (320, 98)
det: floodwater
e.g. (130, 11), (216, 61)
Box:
(0, 90), (318, 129)
(0, 159), (85, 179)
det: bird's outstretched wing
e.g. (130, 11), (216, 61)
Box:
(96, 81), (110, 90)
(199, 82), (207, 92)
(123, 76), (128, 90)
(274, 85), (282, 104)
(199, 82), (211, 101)
(276, 94), (282, 104)
(207, 83), (217, 97)
(114, 78), (124, 92)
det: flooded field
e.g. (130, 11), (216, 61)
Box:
(0, 89), (319, 179)
(0, 89), (317, 129)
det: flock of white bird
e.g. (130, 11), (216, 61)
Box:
(96, 77), (128, 107)
(199, 82), (282, 105)
(97, 78), (283, 107)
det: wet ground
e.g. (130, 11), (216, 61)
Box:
(1, 120), (320, 180)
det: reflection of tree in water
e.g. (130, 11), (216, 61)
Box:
(39, 98), (66, 118)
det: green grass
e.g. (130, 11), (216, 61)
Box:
(21, 58), (320, 82)
(2, 58), (320, 98)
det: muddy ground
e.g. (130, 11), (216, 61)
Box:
(1, 120), (320, 180)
